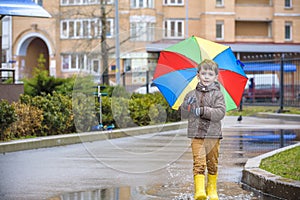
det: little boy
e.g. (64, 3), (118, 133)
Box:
(181, 59), (226, 200)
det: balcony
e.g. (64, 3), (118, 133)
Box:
(235, 4), (273, 22)
(235, 21), (273, 42)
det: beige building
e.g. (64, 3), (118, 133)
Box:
(1, 0), (300, 85)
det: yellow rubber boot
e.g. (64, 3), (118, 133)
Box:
(206, 174), (219, 200)
(194, 174), (207, 200)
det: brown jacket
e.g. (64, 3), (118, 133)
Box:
(180, 82), (226, 139)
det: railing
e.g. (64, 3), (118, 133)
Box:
(85, 57), (300, 109)
(242, 57), (300, 109)
(0, 68), (15, 83)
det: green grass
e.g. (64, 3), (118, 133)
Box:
(260, 146), (300, 181)
(227, 106), (300, 116)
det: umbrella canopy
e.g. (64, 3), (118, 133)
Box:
(153, 36), (248, 111)
(0, 0), (51, 18)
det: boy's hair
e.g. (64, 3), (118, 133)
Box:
(197, 59), (219, 75)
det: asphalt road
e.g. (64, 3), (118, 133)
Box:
(0, 116), (299, 200)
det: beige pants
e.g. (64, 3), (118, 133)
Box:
(191, 138), (220, 176)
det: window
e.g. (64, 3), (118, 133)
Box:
(285, 22), (292, 41)
(62, 54), (78, 70)
(92, 59), (100, 73)
(284, 0), (292, 8)
(216, 0), (223, 7)
(131, 0), (154, 8)
(1, 50), (7, 64)
(105, 19), (114, 37)
(75, 20), (82, 38)
(62, 55), (70, 70)
(69, 21), (75, 38)
(216, 21), (224, 40)
(62, 54), (101, 73)
(60, 18), (114, 39)
(130, 15), (155, 41)
(61, 54), (85, 71)
(82, 20), (89, 38)
(124, 59), (131, 72)
(32, 0), (43, 6)
(130, 22), (155, 41)
(61, 21), (68, 38)
(163, 0), (183, 6)
(164, 20), (184, 39)
(60, 0), (113, 5)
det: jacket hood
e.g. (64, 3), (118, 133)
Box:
(196, 81), (221, 92)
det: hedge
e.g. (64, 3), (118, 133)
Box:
(1, 90), (181, 141)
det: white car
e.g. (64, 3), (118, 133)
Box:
(134, 83), (160, 94)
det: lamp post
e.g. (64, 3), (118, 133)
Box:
(115, 0), (120, 85)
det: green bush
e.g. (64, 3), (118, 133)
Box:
(56, 76), (76, 97)
(5, 102), (44, 139)
(0, 85), (181, 140)
(72, 93), (99, 132)
(20, 92), (75, 135)
(98, 96), (114, 126)
(0, 100), (17, 140)
(23, 69), (66, 96)
(110, 92), (180, 128)
(130, 93), (180, 125)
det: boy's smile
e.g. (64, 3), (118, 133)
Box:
(198, 68), (218, 86)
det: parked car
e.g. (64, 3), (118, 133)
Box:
(243, 74), (280, 102)
(134, 82), (160, 94)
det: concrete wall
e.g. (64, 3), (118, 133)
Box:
(0, 83), (24, 103)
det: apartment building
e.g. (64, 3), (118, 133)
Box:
(1, 0), (300, 85)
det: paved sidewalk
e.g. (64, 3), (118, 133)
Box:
(1, 115), (299, 199)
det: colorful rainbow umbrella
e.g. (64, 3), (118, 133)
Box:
(153, 36), (248, 111)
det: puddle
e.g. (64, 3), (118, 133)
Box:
(48, 184), (257, 200)
(227, 129), (299, 156)
(48, 187), (130, 200)
(48, 129), (299, 200)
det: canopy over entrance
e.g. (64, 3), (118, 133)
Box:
(0, 0), (51, 18)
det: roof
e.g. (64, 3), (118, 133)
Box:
(224, 43), (300, 53)
(146, 41), (300, 53)
(0, 0), (51, 18)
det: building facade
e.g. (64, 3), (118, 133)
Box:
(1, 0), (300, 85)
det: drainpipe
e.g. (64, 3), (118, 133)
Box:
(185, 0), (189, 37)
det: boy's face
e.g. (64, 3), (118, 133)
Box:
(197, 68), (218, 86)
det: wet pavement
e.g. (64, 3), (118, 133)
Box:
(0, 116), (299, 200)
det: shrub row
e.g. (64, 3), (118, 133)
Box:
(0, 70), (180, 141)
(1, 91), (180, 141)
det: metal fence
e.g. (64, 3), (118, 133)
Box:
(242, 57), (300, 109)
(105, 57), (300, 109)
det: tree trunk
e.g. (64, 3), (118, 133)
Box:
(101, 0), (109, 85)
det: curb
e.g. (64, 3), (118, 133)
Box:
(0, 121), (187, 154)
(242, 143), (300, 200)
(255, 112), (300, 121)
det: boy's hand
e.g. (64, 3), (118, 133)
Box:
(183, 97), (196, 111)
(187, 96), (196, 105)
(191, 107), (201, 117)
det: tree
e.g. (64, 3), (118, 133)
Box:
(101, 0), (109, 85)
(57, 1), (145, 85)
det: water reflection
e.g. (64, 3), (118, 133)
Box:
(49, 187), (131, 200)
